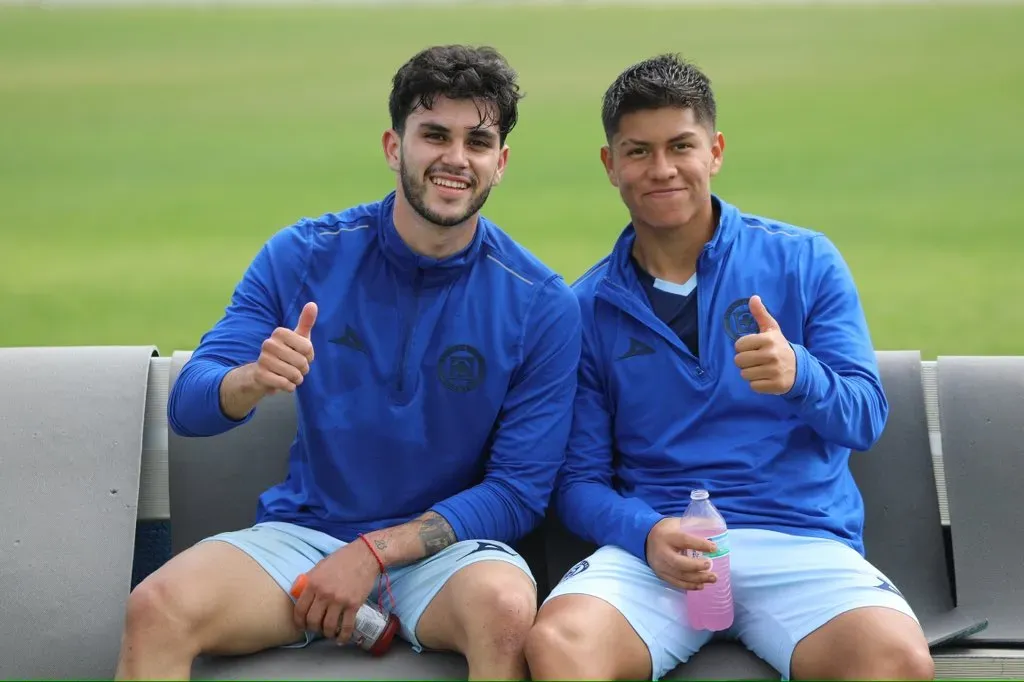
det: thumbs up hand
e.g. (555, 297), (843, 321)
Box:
(253, 302), (318, 394)
(293, 301), (317, 340)
(733, 295), (796, 395)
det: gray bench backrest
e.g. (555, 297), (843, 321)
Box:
(167, 351), (297, 554)
(850, 351), (954, 617)
(850, 351), (985, 644)
(938, 356), (1024, 644)
(0, 346), (156, 679)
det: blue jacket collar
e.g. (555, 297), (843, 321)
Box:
(606, 194), (739, 289)
(378, 191), (485, 285)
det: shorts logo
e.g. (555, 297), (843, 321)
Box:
(461, 541), (516, 561)
(438, 344), (486, 393)
(874, 577), (905, 600)
(561, 559), (589, 582)
(723, 297), (759, 341)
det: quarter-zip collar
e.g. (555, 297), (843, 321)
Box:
(594, 195), (738, 372)
(604, 194), (738, 290)
(378, 190), (484, 286)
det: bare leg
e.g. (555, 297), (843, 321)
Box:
(790, 606), (934, 680)
(525, 594), (652, 681)
(115, 540), (303, 681)
(415, 561), (537, 680)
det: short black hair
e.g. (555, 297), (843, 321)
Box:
(389, 45), (523, 145)
(601, 54), (717, 141)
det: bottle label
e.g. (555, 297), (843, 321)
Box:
(704, 531), (730, 559)
(351, 603), (388, 649)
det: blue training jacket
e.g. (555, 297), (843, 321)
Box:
(556, 196), (888, 560)
(168, 191), (582, 545)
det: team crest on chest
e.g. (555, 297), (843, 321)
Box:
(437, 344), (486, 392)
(723, 297), (759, 340)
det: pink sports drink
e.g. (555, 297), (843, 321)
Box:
(680, 489), (734, 631)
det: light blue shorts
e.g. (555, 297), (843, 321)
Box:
(545, 528), (917, 680)
(203, 521), (534, 651)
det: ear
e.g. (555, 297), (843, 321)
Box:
(491, 144), (510, 185)
(709, 131), (725, 177)
(382, 128), (401, 173)
(600, 145), (619, 188)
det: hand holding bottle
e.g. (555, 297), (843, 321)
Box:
(645, 517), (719, 591)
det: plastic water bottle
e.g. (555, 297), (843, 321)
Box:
(680, 489), (734, 631)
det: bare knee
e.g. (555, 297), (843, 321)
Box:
(827, 638), (933, 680)
(123, 572), (197, 650)
(526, 597), (648, 680)
(864, 638), (934, 680)
(903, 643), (935, 680)
(793, 606), (935, 681)
(525, 614), (590, 679)
(459, 568), (537, 657)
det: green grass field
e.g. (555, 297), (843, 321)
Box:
(1, 3), (1021, 358)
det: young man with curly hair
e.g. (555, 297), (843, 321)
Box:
(117, 45), (581, 681)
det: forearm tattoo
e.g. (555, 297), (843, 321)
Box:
(418, 512), (456, 557)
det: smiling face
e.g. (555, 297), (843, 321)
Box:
(384, 96), (508, 229)
(601, 106), (724, 232)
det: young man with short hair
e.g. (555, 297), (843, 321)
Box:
(525, 54), (932, 681)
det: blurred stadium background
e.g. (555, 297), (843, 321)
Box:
(0, 0), (1020, 358)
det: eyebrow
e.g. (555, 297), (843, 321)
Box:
(619, 132), (697, 147)
(419, 121), (498, 144)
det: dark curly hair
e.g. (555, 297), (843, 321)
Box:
(601, 54), (717, 142)
(389, 45), (523, 145)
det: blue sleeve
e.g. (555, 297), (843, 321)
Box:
(552, 311), (665, 563)
(782, 235), (889, 451)
(430, 278), (582, 545)
(167, 225), (310, 437)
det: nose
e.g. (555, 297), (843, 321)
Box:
(441, 142), (469, 169)
(649, 151), (677, 181)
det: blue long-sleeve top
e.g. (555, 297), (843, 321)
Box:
(556, 196), (888, 560)
(168, 191), (582, 545)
